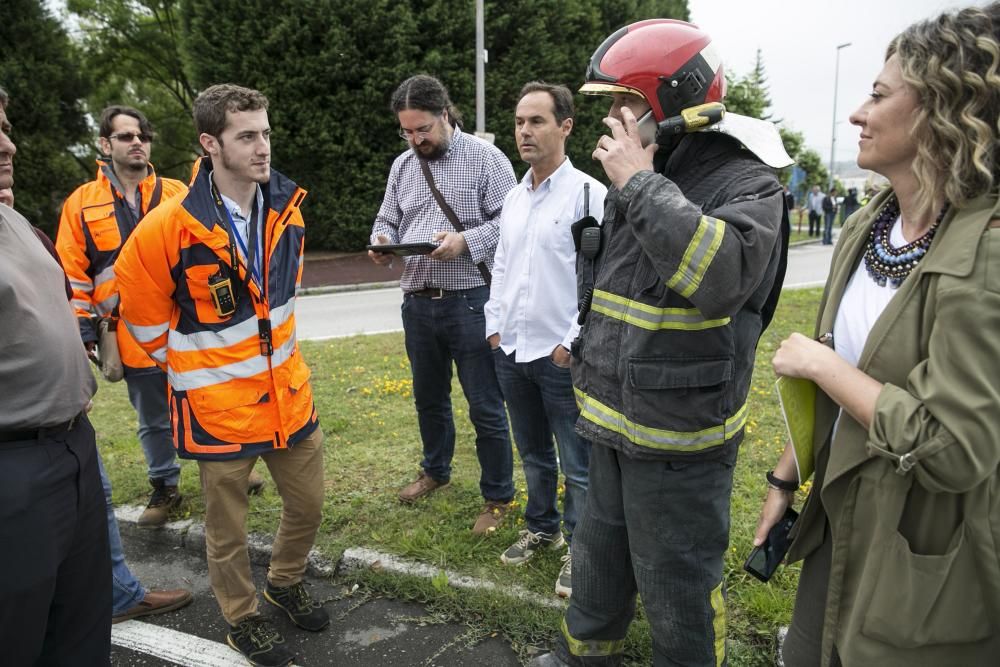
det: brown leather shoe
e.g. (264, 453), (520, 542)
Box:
(398, 471), (449, 504)
(112, 588), (193, 624)
(472, 500), (512, 535)
(247, 470), (266, 496)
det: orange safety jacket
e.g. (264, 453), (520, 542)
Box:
(115, 157), (317, 461)
(55, 159), (186, 370)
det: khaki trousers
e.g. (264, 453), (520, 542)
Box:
(198, 426), (324, 625)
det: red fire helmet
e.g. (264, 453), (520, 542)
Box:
(581, 19), (726, 122)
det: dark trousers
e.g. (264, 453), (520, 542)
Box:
(557, 443), (737, 667)
(808, 211), (821, 236)
(401, 287), (514, 502)
(0, 415), (112, 666)
(493, 348), (590, 541)
(823, 212), (836, 245)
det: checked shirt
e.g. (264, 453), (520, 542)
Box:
(371, 127), (516, 292)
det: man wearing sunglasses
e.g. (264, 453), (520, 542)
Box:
(369, 74), (517, 534)
(55, 106), (194, 531)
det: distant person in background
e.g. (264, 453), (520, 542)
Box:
(756, 4), (1000, 665)
(807, 184), (824, 236)
(841, 186), (859, 224)
(821, 187), (838, 244)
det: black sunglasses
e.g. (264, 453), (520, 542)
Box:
(109, 131), (153, 143)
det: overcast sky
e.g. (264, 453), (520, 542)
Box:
(689, 0), (989, 168)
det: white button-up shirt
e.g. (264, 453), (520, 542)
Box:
(485, 158), (607, 362)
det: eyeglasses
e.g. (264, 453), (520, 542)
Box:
(398, 124), (436, 142)
(109, 132), (153, 143)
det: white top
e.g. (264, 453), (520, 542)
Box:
(833, 216), (907, 368)
(216, 179), (264, 284)
(484, 158), (607, 362)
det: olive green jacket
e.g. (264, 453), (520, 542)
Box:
(787, 188), (1000, 666)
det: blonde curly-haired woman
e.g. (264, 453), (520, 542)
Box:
(755, 4), (1000, 665)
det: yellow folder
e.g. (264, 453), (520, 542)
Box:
(774, 377), (816, 483)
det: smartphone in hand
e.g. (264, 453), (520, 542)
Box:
(744, 506), (798, 583)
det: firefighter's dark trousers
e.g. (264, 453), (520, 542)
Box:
(557, 442), (737, 666)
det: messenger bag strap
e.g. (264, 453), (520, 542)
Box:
(417, 157), (491, 286)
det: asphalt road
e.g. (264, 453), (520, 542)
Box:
(295, 238), (836, 342)
(112, 532), (521, 666)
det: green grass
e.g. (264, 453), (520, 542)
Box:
(93, 287), (823, 665)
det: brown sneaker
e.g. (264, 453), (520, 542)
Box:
(472, 500), (512, 535)
(112, 588), (193, 624)
(247, 470), (266, 496)
(398, 471), (449, 504)
(137, 479), (183, 527)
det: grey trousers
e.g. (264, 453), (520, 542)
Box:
(557, 442), (737, 667)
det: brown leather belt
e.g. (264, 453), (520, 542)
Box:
(407, 288), (462, 299)
(0, 414), (81, 443)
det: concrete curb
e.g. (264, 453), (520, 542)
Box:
(115, 505), (561, 610)
(297, 280), (399, 297)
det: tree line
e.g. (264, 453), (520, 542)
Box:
(0, 0), (824, 249)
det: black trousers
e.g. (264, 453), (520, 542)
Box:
(557, 442), (737, 666)
(808, 211), (821, 236)
(0, 415), (111, 666)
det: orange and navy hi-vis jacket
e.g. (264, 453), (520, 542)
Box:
(55, 159), (186, 370)
(115, 157), (318, 461)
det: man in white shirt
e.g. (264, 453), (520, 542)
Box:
(807, 184), (824, 237)
(485, 82), (606, 598)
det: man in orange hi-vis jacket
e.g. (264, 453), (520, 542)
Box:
(55, 106), (190, 528)
(116, 84), (327, 667)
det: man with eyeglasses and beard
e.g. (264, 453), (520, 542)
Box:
(369, 74), (518, 534)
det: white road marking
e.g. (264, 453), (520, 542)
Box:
(111, 620), (302, 667)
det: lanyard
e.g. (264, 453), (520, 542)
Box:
(212, 183), (263, 289)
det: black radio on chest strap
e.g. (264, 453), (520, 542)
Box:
(258, 318), (273, 357)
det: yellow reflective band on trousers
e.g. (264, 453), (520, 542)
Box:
(561, 618), (625, 657)
(711, 580), (726, 667)
(590, 289), (730, 331)
(666, 216), (726, 298)
(574, 388), (748, 452)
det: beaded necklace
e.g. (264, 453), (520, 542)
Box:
(862, 196), (948, 288)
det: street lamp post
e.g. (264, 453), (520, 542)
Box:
(475, 0), (485, 135)
(829, 41), (851, 191)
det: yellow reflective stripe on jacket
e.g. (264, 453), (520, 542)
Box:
(561, 618), (625, 657)
(666, 216), (726, 298)
(711, 580), (727, 666)
(574, 388), (748, 451)
(591, 289), (730, 331)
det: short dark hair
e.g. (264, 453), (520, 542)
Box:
(193, 84), (269, 138)
(518, 81), (574, 125)
(0, 86), (8, 110)
(390, 75), (463, 129)
(99, 105), (154, 139)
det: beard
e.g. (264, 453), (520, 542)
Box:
(415, 135), (450, 161)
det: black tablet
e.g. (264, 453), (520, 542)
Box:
(366, 242), (438, 256)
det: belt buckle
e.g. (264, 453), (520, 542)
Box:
(430, 288), (445, 300)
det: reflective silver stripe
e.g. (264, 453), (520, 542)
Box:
(666, 216), (726, 298)
(70, 279), (93, 292)
(93, 265), (116, 289)
(167, 335), (297, 391)
(590, 290), (729, 331)
(151, 346), (167, 363)
(126, 320), (170, 344)
(168, 298), (296, 353)
(95, 293), (119, 316)
(71, 299), (94, 314)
